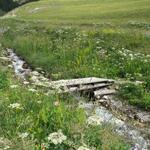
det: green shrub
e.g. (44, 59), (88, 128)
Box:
(118, 83), (143, 99)
(118, 83), (150, 110)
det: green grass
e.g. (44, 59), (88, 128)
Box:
(1, 20), (150, 79)
(118, 83), (150, 110)
(8, 0), (150, 25)
(1, 19), (150, 110)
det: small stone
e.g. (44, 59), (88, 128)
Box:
(103, 95), (109, 100)
(24, 69), (31, 76)
(22, 63), (28, 69)
(18, 68), (25, 74)
(136, 113), (150, 123)
(134, 114), (140, 121)
(128, 114), (134, 119)
(8, 64), (13, 68)
(98, 99), (110, 108)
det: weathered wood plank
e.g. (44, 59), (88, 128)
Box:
(0, 57), (10, 61)
(63, 83), (111, 92)
(49, 77), (114, 88)
(94, 89), (116, 99)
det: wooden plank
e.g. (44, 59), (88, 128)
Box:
(94, 89), (116, 99)
(49, 77), (114, 88)
(0, 57), (10, 61)
(63, 83), (112, 92)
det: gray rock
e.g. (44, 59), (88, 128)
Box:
(136, 113), (150, 123)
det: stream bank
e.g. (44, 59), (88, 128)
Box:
(4, 48), (150, 150)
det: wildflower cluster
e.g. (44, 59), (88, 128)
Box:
(118, 48), (150, 62)
(10, 85), (18, 89)
(48, 130), (67, 145)
(87, 115), (102, 126)
(0, 137), (11, 150)
(18, 132), (29, 139)
(8, 103), (23, 110)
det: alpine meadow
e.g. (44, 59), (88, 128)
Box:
(0, 0), (150, 150)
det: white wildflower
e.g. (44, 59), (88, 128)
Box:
(77, 146), (91, 150)
(8, 103), (23, 110)
(54, 101), (60, 106)
(135, 81), (143, 84)
(4, 145), (10, 150)
(30, 76), (39, 82)
(87, 115), (102, 126)
(18, 132), (29, 139)
(144, 59), (148, 62)
(37, 101), (42, 104)
(28, 88), (37, 92)
(10, 85), (18, 89)
(147, 55), (150, 58)
(96, 46), (101, 49)
(23, 81), (30, 85)
(118, 50), (122, 54)
(31, 71), (40, 76)
(0, 137), (11, 149)
(129, 53), (134, 60)
(48, 130), (67, 145)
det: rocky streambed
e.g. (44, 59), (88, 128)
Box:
(4, 48), (150, 150)
(6, 48), (51, 86)
(79, 101), (150, 150)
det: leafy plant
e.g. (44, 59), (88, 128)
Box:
(144, 77), (150, 91)
(118, 83), (150, 110)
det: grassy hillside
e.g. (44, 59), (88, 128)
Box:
(9, 0), (150, 25)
